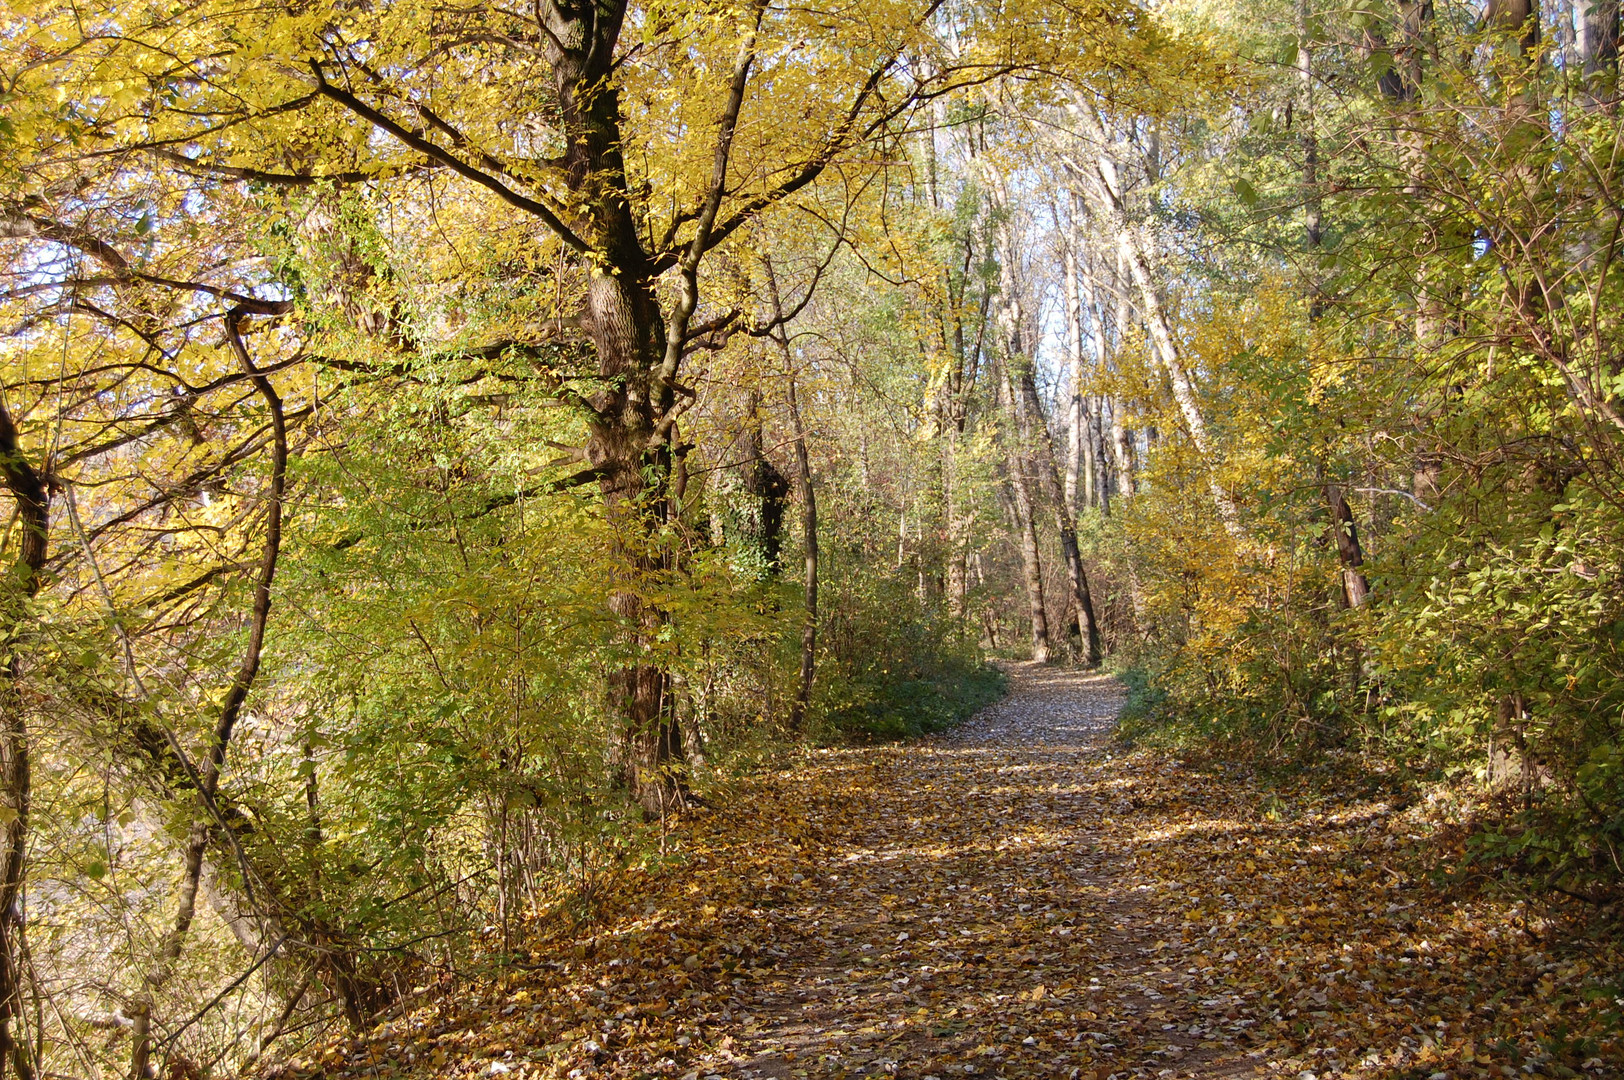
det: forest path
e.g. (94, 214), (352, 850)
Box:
(316, 664), (1601, 1080)
(684, 663), (1254, 1080)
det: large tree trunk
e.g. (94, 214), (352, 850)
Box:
(309, 0), (770, 815)
(584, 274), (684, 815)
(545, 1), (702, 815)
(0, 403), (43, 1080)
(734, 390), (791, 576)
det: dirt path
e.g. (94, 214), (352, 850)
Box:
(305, 664), (1618, 1080)
(684, 663), (1251, 1080)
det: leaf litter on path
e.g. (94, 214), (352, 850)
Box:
(269, 664), (1622, 1080)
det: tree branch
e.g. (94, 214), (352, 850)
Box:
(309, 62), (589, 254)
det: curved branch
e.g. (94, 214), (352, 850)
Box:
(206, 308), (287, 795)
(148, 148), (436, 187)
(309, 62), (589, 254)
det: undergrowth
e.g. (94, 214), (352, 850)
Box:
(815, 654), (1005, 741)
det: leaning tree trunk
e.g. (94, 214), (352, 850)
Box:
(1018, 364), (1103, 667)
(1069, 104), (1240, 532)
(131, 309), (291, 1079)
(0, 402), (43, 1080)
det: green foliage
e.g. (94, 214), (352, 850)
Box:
(814, 568), (1005, 740)
(1098, 0), (1624, 897)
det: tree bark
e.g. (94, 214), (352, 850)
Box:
(1108, 251), (1136, 502)
(943, 416), (968, 621)
(0, 401), (44, 1080)
(1073, 257), (1123, 510)
(1079, 396), (1098, 511)
(1066, 387), (1085, 515)
(1580, 0), (1620, 80)
(1062, 223), (1087, 517)
(787, 374), (818, 732)
(939, 232), (983, 625)
(1001, 438), (1051, 663)
(735, 390), (791, 578)
(1325, 482), (1370, 608)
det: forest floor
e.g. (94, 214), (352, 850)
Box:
(277, 664), (1622, 1080)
